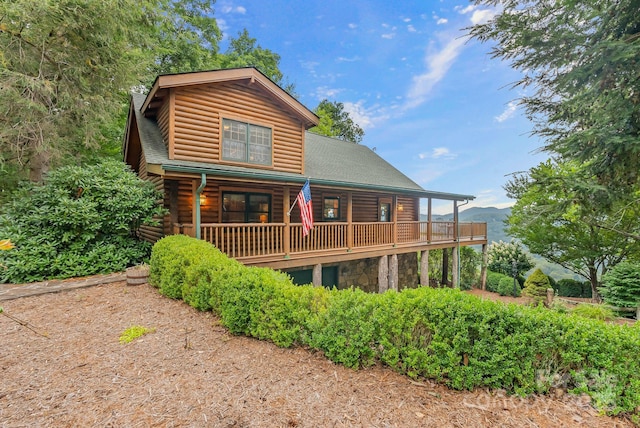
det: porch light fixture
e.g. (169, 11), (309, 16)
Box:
(397, 203), (404, 212)
(199, 193), (207, 206)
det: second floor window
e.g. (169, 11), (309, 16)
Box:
(222, 119), (272, 166)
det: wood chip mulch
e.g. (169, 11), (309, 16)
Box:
(0, 281), (633, 427)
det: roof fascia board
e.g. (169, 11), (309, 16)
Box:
(141, 68), (319, 127)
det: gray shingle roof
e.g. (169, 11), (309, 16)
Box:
(128, 93), (474, 201)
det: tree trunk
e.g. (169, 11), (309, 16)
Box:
(589, 266), (600, 302)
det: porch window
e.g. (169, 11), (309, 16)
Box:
(222, 192), (271, 223)
(379, 198), (392, 222)
(221, 119), (272, 166)
(323, 196), (340, 220)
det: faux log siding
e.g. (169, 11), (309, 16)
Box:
(171, 82), (304, 173)
(157, 100), (170, 152)
(397, 196), (419, 221)
(173, 179), (286, 225)
(352, 193), (383, 222)
(139, 171), (165, 243)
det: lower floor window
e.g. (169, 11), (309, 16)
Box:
(222, 192), (271, 223)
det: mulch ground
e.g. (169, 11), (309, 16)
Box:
(0, 281), (633, 427)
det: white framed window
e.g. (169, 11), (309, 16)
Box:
(222, 118), (272, 166)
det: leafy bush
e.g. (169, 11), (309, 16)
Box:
(486, 270), (510, 293)
(523, 268), (551, 304)
(497, 276), (521, 297)
(555, 278), (592, 298)
(0, 161), (165, 283)
(149, 235), (640, 417)
(601, 261), (640, 308)
(571, 304), (616, 321)
(487, 240), (534, 277)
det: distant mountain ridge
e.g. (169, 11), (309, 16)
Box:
(421, 206), (581, 280)
(421, 206), (512, 243)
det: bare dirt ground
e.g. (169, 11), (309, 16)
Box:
(1, 281), (633, 427)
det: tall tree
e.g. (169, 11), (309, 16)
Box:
(310, 99), (365, 143)
(220, 29), (296, 95)
(505, 160), (640, 299)
(469, 0), (640, 214)
(0, 0), (155, 183)
(149, 0), (222, 77)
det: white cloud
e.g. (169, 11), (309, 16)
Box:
(314, 86), (343, 99)
(348, 23), (357, 29)
(404, 18), (411, 23)
(407, 24), (417, 33)
(403, 35), (467, 110)
(495, 101), (518, 123)
(382, 33), (395, 39)
(470, 9), (496, 25)
(343, 101), (376, 129)
(418, 147), (458, 160)
(436, 18), (448, 25)
(336, 56), (361, 63)
(220, 4), (246, 14)
(236, 6), (246, 14)
(456, 5), (477, 14)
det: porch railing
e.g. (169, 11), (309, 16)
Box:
(175, 221), (487, 259)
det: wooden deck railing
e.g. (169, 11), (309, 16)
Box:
(175, 221), (487, 259)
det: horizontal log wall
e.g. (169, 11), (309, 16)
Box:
(172, 82), (305, 173)
(157, 99), (170, 153)
(137, 153), (164, 243)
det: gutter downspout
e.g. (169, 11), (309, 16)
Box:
(195, 173), (206, 239)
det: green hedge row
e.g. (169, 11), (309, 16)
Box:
(150, 235), (640, 418)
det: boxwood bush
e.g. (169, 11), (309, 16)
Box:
(150, 235), (640, 418)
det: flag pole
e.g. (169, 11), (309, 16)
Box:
(287, 178), (310, 216)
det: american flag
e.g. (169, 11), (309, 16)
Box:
(296, 179), (314, 236)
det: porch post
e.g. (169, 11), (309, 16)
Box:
(389, 254), (398, 291)
(195, 173), (206, 240)
(392, 195), (398, 245)
(420, 250), (429, 286)
(312, 264), (322, 287)
(283, 186), (291, 257)
(347, 192), (353, 250)
(481, 243), (488, 290)
(427, 198), (432, 242)
(169, 181), (179, 234)
(378, 255), (389, 293)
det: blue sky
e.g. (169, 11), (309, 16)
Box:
(216, 0), (547, 214)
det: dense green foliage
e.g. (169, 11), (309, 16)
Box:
(309, 99), (365, 143)
(571, 304), (616, 322)
(487, 240), (533, 277)
(426, 247), (480, 289)
(469, 0), (640, 205)
(0, 161), (164, 283)
(0, 0), (292, 187)
(555, 279), (592, 299)
(486, 270), (511, 293)
(505, 161), (639, 300)
(601, 262), (640, 308)
(522, 268), (551, 305)
(150, 235), (640, 417)
(497, 275), (521, 297)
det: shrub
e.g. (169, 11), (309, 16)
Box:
(555, 278), (592, 298)
(497, 276), (521, 297)
(571, 304), (616, 321)
(601, 261), (640, 309)
(523, 268), (551, 304)
(0, 161), (165, 283)
(149, 235), (640, 417)
(486, 270), (510, 293)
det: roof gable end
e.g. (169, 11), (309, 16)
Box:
(141, 67), (318, 128)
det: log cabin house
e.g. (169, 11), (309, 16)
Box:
(123, 67), (487, 292)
